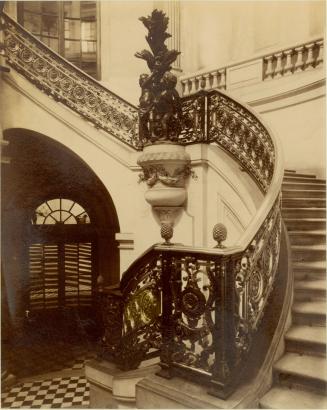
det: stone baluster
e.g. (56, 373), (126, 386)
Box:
(218, 69), (226, 89)
(294, 46), (304, 72)
(264, 55), (274, 80)
(304, 43), (315, 70)
(203, 73), (211, 90)
(197, 75), (204, 92)
(211, 70), (219, 89)
(315, 40), (323, 68)
(189, 77), (196, 95)
(181, 79), (189, 96)
(274, 52), (283, 78)
(283, 49), (293, 76)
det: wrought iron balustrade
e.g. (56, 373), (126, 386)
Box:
(1, 12), (140, 149)
(178, 89), (275, 193)
(100, 196), (282, 397)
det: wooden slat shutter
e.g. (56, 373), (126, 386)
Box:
(64, 242), (92, 307)
(29, 244), (59, 310)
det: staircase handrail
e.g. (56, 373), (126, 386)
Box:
(101, 84), (284, 397)
(0, 12), (140, 149)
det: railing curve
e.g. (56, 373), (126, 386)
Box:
(2, 10), (286, 399)
(1, 12), (140, 149)
(100, 85), (284, 398)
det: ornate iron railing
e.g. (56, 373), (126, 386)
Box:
(1, 12), (276, 194)
(1, 12), (140, 149)
(100, 195), (282, 397)
(178, 90), (275, 193)
(2, 10), (285, 398)
(98, 60), (283, 397)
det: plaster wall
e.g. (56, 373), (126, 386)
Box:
(180, 0), (325, 74)
(228, 70), (326, 178)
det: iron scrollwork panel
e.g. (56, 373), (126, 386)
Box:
(170, 256), (217, 375)
(207, 92), (275, 193)
(2, 15), (139, 149)
(178, 93), (206, 144)
(234, 196), (282, 361)
(116, 256), (163, 370)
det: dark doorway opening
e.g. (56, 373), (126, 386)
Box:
(1, 128), (120, 378)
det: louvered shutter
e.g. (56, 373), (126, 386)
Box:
(64, 242), (92, 307)
(29, 244), (59, 310)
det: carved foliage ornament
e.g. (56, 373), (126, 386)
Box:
(138, 164), (194, 187)
(136, 10), (183, 144)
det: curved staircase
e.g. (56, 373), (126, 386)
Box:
(260, 170), (327, 408)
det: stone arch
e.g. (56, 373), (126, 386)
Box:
(2, 128), (120, 329)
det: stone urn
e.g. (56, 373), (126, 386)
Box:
(137, 143), (191, 237)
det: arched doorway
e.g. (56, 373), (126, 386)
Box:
(2, 129), (120, 374)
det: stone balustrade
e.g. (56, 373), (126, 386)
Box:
(180, 38), (324, 96)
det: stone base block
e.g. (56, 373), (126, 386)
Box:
(85, 358), (160, 409)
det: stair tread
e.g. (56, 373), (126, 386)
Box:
(295, 280), (326, 291)
(260, 386), (327, 409)
(284, 172), (316, 178)
(283, 188), (326, 193)
(274, 353), (327, 382)
(293, 260), (326, 270)
(292, 301), (326, 316)
(283, 182), (326, 189)
(286, 325), (326, 345)
(291, 244), (326, 251)
(283, 177), (326, 183)
(284, 218), (326, 222)
(288, 230), (325, 235)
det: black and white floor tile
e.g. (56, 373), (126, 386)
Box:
(1, 376), (89, 408)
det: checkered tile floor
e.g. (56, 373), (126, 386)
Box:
(3, 342), (97, 379)
(1, 376), (89, 408)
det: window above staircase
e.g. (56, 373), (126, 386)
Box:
(17, 1), (99, 79)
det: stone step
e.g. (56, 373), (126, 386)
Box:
(283, 190), (326, 199)
(284, 171), (316, 179)
(259, 386), (327, 409)
(283, 176), (326, 184)
(282, 182), (326, 191)
(285, 325), (326, 357)
(292, 301), (326, 326)
(294, 279), (326, 302)
(274, 353), (327, 392)
(282, 207), (326, 218)
(293, 261), (326, 280)
(284, 218), (326, 231)
(282, 198), (326, 208)
(287, 230), (325, 246)
(291, 244), (326, 262)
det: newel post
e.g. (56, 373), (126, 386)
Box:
(209, 256), (237, 399)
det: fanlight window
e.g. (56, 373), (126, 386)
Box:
(32, 199), (90, 225)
